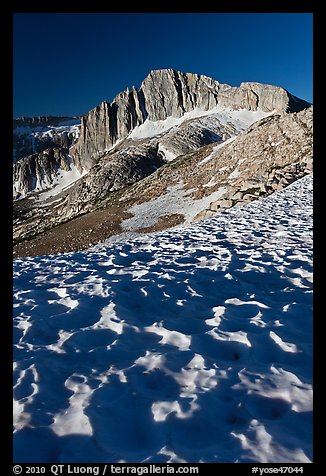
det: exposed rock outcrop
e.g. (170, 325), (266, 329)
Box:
(62, 143), (165, 219)
(13, 69), (312, 255)
(158, 115), (232, 159)
(120, 106), (313, 224)
(14, 116), (76, 128)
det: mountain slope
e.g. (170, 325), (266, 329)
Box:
(13, 174), (313, 463)
(13, 106), (313, 257)
(13, 69), (310, 200)
(13, 116), (80, 162)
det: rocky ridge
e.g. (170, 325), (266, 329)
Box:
(12, 108), (272, 242)
(13, 148), (74, 199)
(118, 107), (313, 224)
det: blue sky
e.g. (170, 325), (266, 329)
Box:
(13, 13), (313, 118)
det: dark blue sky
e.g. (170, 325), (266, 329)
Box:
(13, 13), (313, 118)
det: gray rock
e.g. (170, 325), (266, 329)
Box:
(193, 209), (215, 222)
(13, 80), (313, 246)
(61, 142), (165, 219)
(305, 157), (313, 172)
(209, 202), (221, 211)
(218, 199), (234, 208)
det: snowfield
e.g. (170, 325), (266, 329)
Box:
(13, 175), (313, 463)
(129, 106), (271, 141)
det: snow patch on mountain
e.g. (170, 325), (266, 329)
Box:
(158, 143), (177, 162)
(199, 137), (236, 165)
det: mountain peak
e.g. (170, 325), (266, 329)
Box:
(69, 69), (310, 171)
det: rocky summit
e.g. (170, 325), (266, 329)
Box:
(13, 69), (312, 257)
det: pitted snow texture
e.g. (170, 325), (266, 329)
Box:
(13, 175), (312, 463)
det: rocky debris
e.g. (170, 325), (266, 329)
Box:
(70, 69), (310, 169)
(116, 107), (313, 226)
(14, 116), (80, 162)
(14, 69), (310, 203)
(13, 204), (133, 258)
(137, 214), (185, 234)
(13, 110), (237, 200)
(13, 73), (312, 253)
(200, 163), (310, 218)
(13, 148), (72, 199)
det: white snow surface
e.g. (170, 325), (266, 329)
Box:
(129, 106), (272, 141)
(13, 175), (313, 463)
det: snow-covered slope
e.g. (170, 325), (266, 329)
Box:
(13, 175), (313, 463)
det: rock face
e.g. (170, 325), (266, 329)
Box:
(13, 110), (235, 200)
(158, 115), (232, 159)
(70, 69), (310, 170)
(14, 116), (80, 162)
(14, 69), (310, 201)
(13, 148), (72, 199)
